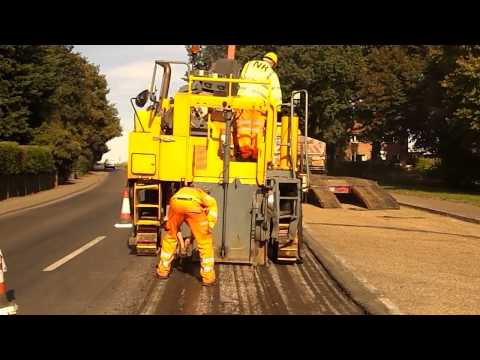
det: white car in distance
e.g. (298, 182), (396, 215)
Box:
(104, 159), (115, 170)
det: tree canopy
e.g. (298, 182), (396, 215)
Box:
(198, 45), (480, 187)
(0, 45), (121, 182)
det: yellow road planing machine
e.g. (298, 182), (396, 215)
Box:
(126, 58), (313, 265)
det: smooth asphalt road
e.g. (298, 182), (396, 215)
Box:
(0, 169), (156, 314)
(0, 169), (364, 315)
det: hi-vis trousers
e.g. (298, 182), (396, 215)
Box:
(235, 109), (266, 160)
(158, 197), (215, 282)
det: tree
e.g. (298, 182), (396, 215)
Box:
(355, 46), (429, 159)
(33, 121), (82, 183)
(412, 45), (480, 187)
(197, 45), (480, 187)
(0, 45), (121, 183)
(0, 45), (58, 143)
(201, 45), (364, 153)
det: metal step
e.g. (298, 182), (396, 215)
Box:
(135, 184), (160, 190)
(279, 215), (296, 219)
(136, 219), (161, 226)
(135, 204), (159, 208)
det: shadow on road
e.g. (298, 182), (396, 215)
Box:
(172, 257), (202, 283)
(6, 289), (15, 302)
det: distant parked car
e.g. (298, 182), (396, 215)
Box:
(104, 159), (116, 170)
(93, 162), (104, 171)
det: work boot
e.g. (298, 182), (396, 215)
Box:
(202, 279), (216, 287)
(201, 273), (216, 287)
(155, 265), (170, 280)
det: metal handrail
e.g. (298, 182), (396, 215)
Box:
(291, 90), (309, 185)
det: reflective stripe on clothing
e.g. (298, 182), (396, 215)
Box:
(234, 108), (267, 160)
(158, 193), (216, 282)
(160, 251), (173, 259)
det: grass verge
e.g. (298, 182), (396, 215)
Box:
(383, 184), (480, 207)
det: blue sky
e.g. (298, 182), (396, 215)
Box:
(74, 45), (188, 162)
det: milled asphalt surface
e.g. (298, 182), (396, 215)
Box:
(3, 166), (479, 315)
(302, 202), (480, 314)
(0, 169), (365, 315)
(138, 248), (364, 315)
(391, 193), (480, 224)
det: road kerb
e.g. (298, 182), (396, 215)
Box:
(303, 225), (403, 315)
(396, 202), (480, 225)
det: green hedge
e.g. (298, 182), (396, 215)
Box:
(0, 142), (55, 175)
(74, 155), (91, 177)
(0, 142), (23, 175)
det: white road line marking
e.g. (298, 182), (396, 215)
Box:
(114, 223), (133, 229)
(42, 236), (107, 272)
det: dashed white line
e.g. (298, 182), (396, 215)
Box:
(42, 236), (107, 272)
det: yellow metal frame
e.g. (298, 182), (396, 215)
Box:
(127, 70), (299, 189)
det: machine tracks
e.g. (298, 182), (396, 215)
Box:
(139, 247), (365, 315)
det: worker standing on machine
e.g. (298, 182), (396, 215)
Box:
(236, 52), (282, 160)
(156, 185), (218, 286)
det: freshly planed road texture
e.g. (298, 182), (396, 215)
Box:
(0, 169), (364, 315)
(140, 248), (364, 315)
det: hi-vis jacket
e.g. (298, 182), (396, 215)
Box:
(237, 60), (282, 107)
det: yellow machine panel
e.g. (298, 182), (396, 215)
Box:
(158, 136), (188, 181)
(131, 153), (156, 175)
(128, 131), (158, 177)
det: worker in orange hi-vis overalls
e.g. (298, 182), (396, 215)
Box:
(156, 186), (218, 286)
(236, 52), (281, 160)
(235, 109), (267, 160)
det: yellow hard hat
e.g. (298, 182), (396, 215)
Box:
(263, 52), (278, 66)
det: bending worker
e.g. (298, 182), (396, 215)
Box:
(236, 52), (283, 160)
(156, 185), (218, 286)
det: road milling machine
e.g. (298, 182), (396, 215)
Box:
(125, 56), (312, 265)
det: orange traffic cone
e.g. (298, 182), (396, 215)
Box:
(0, 250), (17, 315)
(114, 188), (133, 229)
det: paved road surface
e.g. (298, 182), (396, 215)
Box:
(391, 193), (480, 224)
(140, 248), (364, 315)
(0, 169), (364, 315)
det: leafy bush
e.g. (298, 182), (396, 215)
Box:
(20, 145), (55, 174)
(74, 155), (92, 177)
(0, 142), (55, 175)
(0, 142), (23, 175)
(415, 157), (441, 172)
